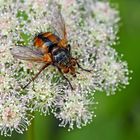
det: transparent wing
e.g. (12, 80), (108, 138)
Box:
(49, 1), (67, 40)
(10, 46), (44, 62)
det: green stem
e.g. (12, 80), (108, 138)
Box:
(27, 117), (35, 140)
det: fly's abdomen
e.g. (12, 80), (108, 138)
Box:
(34, 32), (60, 53)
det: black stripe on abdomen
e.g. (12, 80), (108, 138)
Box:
(38, 34), (56, 52)
(43, 41), (56, 52)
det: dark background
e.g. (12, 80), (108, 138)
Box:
(1, 0), (140, 140)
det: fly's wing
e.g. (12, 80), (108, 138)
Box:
(49, 1), (67, 40)
(10, 46), (44, 62)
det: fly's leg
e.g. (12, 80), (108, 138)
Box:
(76, 61), (92, 72)
(56, 66), (74, 90)
(23, 63), (50, 89)
(67, 44), (71, 53)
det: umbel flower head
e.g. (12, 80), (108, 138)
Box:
(0, 0), (130, 136)
(0, 93), (32, 136)
(54, 85), (97, 130)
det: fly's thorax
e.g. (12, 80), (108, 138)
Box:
(52, 48), (71, 66)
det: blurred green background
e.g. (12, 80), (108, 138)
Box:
(1, 0), (140, 140)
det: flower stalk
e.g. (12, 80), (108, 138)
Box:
(27, 116), (34, 140)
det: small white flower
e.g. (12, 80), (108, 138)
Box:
(53, 85), (97, 130)
(0, 1), (18, 36)
(91, 46), (129, 95)
(92, 1), (120, 25)
(0, 93), (32, 136)
(28, 69), (59, 114)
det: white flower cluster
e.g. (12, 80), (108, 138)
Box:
(0, 0), (130, 136)
(0, 93), (32, 136)
(54, 85), (96, 130)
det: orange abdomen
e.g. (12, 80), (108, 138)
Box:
(33, 32), (60, 53)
